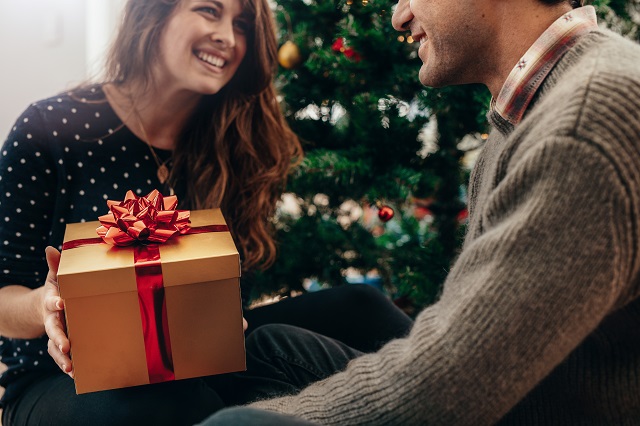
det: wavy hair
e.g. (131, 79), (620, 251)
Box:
(104, 0), (302, 270)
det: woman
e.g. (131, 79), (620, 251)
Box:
(0, 0), (412, 424)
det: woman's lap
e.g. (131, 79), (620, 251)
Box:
(3, 373), (223, 426)
(3, 285), (413, 425)
(4, 324), (359, 426)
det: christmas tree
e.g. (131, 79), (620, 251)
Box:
(250, 0), (488, 312)
(592, 0), (640, 41)
(252, 0), (640, 313)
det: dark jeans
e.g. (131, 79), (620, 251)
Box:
(213, 323), (364, 406)
(243, 284), (413, 354)
(2, 285), (413, 425)
(198, 407), (319, 426)
(200, 323), (367, 426)
(2, 373), (224, 426)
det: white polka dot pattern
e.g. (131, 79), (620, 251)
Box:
(0, 85), (174, 393)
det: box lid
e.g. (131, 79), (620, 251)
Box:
(58, 209), (240, 299)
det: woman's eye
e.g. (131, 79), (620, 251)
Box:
(234, 19), (250, 34)
(197, 6), (220, 18)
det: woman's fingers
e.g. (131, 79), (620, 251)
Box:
(44, 309), (69, 351)
(45, 311), (72, 376)
(47, 338), (73, 377)
(45, 246), (61, 286)
(42, 247), (72, 376)
(42, 289), (64, 313)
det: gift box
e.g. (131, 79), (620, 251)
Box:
(57, 191), (246, 394)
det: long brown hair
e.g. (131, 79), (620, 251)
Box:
(104, 0), (302, 270)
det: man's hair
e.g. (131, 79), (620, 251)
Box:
(539, 0), (584, 7)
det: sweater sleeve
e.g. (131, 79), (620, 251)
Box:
(250, 136), (637, 425)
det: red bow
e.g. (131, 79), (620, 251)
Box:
(97, 190), (190, 246)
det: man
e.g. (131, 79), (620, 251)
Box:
(202, 0), (640, 423)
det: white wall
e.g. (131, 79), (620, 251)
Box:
(0, 0), (125, 137)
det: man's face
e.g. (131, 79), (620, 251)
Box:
(392, 0), (496, 88)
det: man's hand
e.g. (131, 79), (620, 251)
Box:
(42, 246), (73, 377)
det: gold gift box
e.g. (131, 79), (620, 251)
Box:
(57, 209), (246, 394)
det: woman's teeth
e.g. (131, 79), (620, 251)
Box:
(197, 51), (225, 68)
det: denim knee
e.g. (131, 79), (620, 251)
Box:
(339, 283), (387, 306)
(245, 323), (305, 355)
(197, 406), (319, 426)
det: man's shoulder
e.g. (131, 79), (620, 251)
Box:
(544, 31), (640, 119)
(579, 31), (640, 115)
(587, 30), (640, 78)
(517, 32), (640, 155)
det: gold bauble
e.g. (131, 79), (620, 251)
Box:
(278, 40), (302, 69)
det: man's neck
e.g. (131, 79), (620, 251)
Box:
(486, 2), (574, 97)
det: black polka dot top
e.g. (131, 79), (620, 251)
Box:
(0, 84), (178, 405)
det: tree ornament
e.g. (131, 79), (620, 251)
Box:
(331, 37), (362, 62)
(277, 8), (302, 70)
(378, 205), (394, 222)
(278, 40), (302, 69)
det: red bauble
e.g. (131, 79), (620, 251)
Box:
(331, 38), (345, 51)
(331, 37), (362, 62)
(378, 205), (394, 222)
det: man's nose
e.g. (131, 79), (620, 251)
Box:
(391, 0), (413, 32)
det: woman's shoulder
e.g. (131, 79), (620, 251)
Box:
(13, 84), (123, 142)
(27, 84), (108, 117)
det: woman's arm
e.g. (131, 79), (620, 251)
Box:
(0, 103), (72, 375)
(0, 285), (45, 339)
(0, 248), (71, 375)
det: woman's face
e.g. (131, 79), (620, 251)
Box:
(154, 0), (250, 96)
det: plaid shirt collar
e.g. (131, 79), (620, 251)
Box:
(492, 6), (598, 125)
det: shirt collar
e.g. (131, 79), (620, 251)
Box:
(492, 6), (598, 125)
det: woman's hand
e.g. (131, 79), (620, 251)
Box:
(42, 246), (73, 377)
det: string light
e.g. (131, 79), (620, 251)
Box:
(362, 0), (369, 5)
(406, 36), (414, 43)
(397, 35), (405, 42)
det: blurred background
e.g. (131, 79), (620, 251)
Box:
(0, 0), (126, 133)
(1, 0), (638, 315)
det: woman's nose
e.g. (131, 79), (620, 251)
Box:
(210, 19), (236, 48)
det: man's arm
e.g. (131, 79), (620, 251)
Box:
(250, 137), (636, 425)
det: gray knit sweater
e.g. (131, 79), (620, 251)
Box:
(252, 29), (640, 425)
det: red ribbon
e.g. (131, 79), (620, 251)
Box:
(62, 190), (229, 385)
(133, 244), (174, 383)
